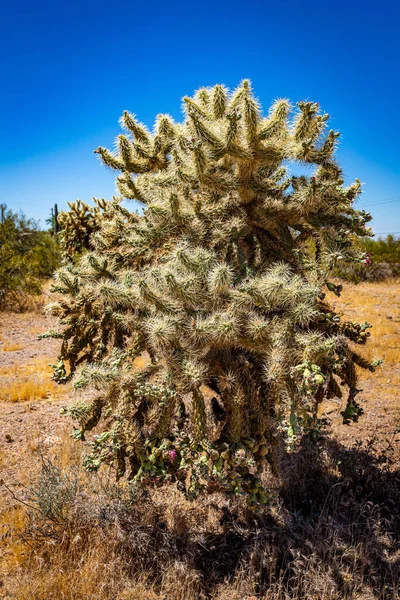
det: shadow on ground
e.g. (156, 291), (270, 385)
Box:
(7, 435), (400, 600)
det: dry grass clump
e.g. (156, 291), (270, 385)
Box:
(0, 506), (27, 574)
(0, 357), (70, 402)
(1, 342), (23, 352)
(3, 435), (400, 600)
(0, 378), (59, 402)
(0, 280), (54, 314)
(0, 290), (46, 314)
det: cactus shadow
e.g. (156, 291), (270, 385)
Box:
(178, 436), (400, 598)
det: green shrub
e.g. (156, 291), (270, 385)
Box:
(0, 204), (60, 310)
(362, 234), (400, 263)
(335, 235), (400, 282)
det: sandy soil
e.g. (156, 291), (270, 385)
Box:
(327, 281), (400, 459)
(0, 312), (72, 509)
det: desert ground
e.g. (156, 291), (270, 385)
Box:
(0, 280), (399, 599)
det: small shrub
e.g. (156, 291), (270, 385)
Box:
(335, 235), (400, 282)
(0, 204), (60, 311)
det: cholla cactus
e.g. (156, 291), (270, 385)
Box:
(50, 80), (376, 501)
(57, 198), (110, 257)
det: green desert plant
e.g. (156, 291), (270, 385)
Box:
(362, 234), (400, 263)
(49, 80), (375, 500)
(0, 204), (60, 310)
(335, 234), (400, 282)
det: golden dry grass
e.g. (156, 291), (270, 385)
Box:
(28, 325), (47, 335)
(46, 426), (83, 469)
(8, 543), (157, 600)
(0, 357), (54, 377)
(0, 426), (82, 588)
(0, 357), (70, 402)
(1, 342), (23, 352)
(0, 507), (27, 574)
(332, 280), (400, 389)
(132, 352), (151, 370)
(1, 379), (58, 402)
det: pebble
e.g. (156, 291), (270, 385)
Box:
(43, 435), (62, 446)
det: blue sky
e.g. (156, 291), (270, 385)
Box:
(1, 0), (399, 236)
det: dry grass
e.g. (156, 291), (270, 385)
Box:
(8, 535), (157, 600)
(3, 438), (400, 600)
(0, 283), (53, 315)
(0, 358), (69, 402)
(132, 352), (151, 370)
(28, 325), (47, 335)
(333, 280), (400, 369)
(0, 357), (54, 377)
(44, 425), (83, 469)
(1, 342), (23, 352)
(0, 507), (27, 575)
(1, 378), (58, 402)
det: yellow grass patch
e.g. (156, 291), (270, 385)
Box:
(1, 378), (60, 403)
(10, 547), (157, 600)
(0, 448), (6, 470)
(0, 356), (70, 402)
(28, 325), (46, 335)
(0, 506), (27, 574)
(0, 357), (54, 377)
(133, 352), (151, 370)
(1, 342), (23, 352)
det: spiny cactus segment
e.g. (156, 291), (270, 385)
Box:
(57, 198), (113, 257)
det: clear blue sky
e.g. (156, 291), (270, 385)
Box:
(1, 0), (399, 236)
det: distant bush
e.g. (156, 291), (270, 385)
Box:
(335, 235), (400, 282)
(362, 234), (400, 263)
(0, 204), (60, 310)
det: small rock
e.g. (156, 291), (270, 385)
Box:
(43, 435), (62, 446)
(5, 434), (14, 443)
(386, 315), (393, 320)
